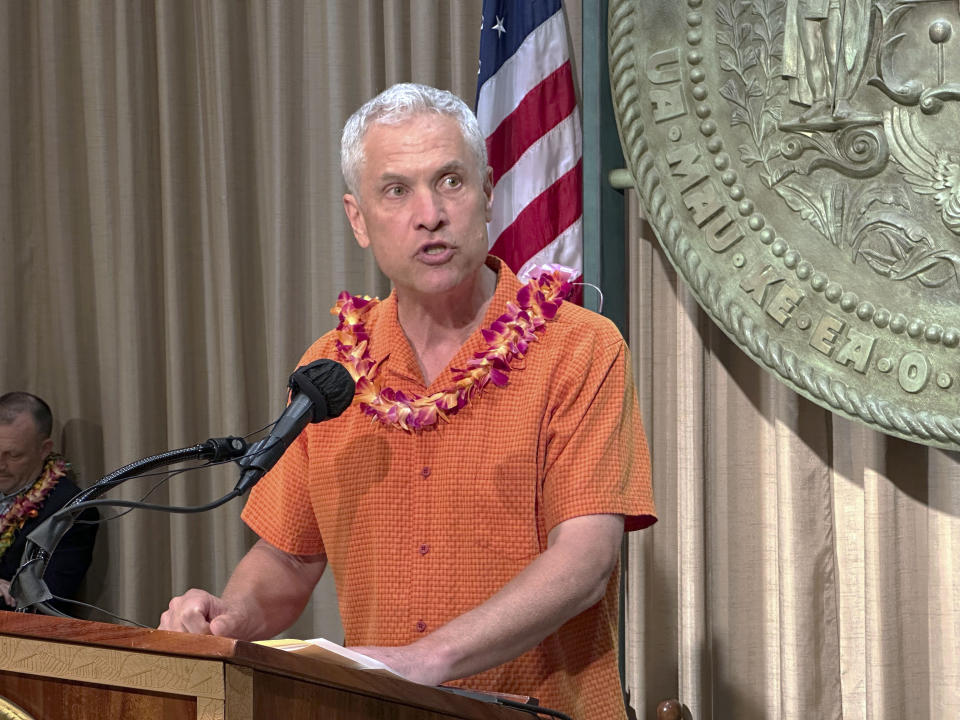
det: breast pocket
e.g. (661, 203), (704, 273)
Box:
(470, 457), (542, 562)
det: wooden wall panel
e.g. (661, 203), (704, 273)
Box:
(0, 670), (198, 720)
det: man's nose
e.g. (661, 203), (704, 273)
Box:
(412, 189), (446, 231)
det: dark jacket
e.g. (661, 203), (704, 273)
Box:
(0, 471), (99, 608)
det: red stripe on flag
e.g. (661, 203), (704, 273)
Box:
(490, 160), (582, 273)
(485, 63), (577, 183)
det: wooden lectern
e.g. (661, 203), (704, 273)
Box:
(0, 614), (530, 719)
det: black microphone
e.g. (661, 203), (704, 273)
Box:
(234, 359), (355, 495)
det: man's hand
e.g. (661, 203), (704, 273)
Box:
(0, 579), (15, 608)
(348, 644), (444, 686)
(159, 589), (250, 637)
(157, 539), (326, 641)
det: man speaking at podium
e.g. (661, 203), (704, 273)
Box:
(161, 83), (656, 720)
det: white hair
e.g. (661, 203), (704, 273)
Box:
(340, 83), (488, 196)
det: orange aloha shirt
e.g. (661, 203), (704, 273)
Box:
(242, 257), (656, 720)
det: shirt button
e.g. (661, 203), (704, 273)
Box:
(418, 543), (430, 555)
(421, 466), (431, 477)
(416, 620), (427, 633)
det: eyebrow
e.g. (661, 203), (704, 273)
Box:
(376, 161), (469, 186)
(435, 161), (468, 177)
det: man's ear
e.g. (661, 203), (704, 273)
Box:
(483, 167), (494, 223)
(343, 194), (370, 248)
(40, 437), (53, 458)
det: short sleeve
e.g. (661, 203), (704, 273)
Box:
(241, 430), (325, 555)
(240, 337), (338, 556)
(541, 324), (656, 534)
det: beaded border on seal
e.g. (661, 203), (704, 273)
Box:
(608, 0), (960, 447)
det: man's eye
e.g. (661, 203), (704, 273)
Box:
(442, 175), (461, 189)
(387, 186), (405, 197)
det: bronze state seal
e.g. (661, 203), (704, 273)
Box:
(610, 0), (960, 449)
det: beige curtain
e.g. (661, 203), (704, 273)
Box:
(623, 192), (960, 719)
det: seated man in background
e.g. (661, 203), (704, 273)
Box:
(161, 83), (656, 720)
(0, 392), (99, 609)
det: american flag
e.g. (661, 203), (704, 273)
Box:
(475, 0), (583, 301)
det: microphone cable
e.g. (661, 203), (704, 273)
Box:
(438, 686), (574, 720)
(71, 420), (276, 525)
(59, 415), (301, 520)
(496, 698), (573, 720)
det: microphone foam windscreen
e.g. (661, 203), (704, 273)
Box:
(291, 359), (356, 422)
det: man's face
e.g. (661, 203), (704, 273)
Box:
(0, 413), (52, 494)
(343, 114), (493, 300)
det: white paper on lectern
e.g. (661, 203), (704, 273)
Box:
(255, 637), (404, 679)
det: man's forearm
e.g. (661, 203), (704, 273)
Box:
(353, 513), (624, 685)
(220, 539), (327, 640)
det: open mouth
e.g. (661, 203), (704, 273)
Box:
(421, 243), (450, 255)
(418, 243), (455, 263)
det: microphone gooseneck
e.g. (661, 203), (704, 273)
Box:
(11, 435), (250, 614)
(10, 359), (353, 615)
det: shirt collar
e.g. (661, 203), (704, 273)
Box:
(368, 255), (522, 390)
